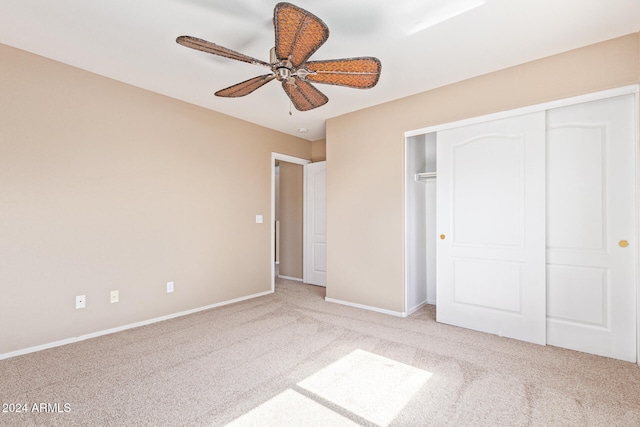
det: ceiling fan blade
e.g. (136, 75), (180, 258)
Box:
(215, 74), (276, 98)
(282, 77), (328, 111)
(176, 36), (271, 68)
(274, 2), (329, 68)
(305, 57), (382, 89)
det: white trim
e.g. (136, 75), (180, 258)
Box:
(404, 85), (640, 138)
(271, 152), (311, 293)
(407, 301), (429, 316)
(325, 297), (407, 318)
(0, 290), (273, 361)
(278, 275), (303, 282)
(272, 152), (311, 166)
(635, 90), (640, 368)
(303, 164), (308, 283)
(403, 135), (408, 315)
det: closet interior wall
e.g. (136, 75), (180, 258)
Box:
(405, 133), (436, 314)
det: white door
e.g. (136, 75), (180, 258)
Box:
(546, 95), (636, 362)
(304, 161), (327, 286)
(436, 112), (546, 344)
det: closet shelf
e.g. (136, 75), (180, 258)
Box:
(415, 172), (437, 182)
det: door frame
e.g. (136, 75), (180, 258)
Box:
(271, 153), (311, 292)
(403, 84), (640, 365)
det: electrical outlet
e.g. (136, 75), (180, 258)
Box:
(166, 281), (174, 293)
(76, 295), (86, 309)
(110, 290), (119, 303)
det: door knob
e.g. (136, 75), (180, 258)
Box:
(440, 234), (446, 240)
(619, 240), (629, 248)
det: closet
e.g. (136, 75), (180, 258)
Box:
(405, 88), (638, 362)
(406, 133), (437, 313)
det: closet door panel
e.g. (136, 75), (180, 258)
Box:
(452, 136), (524, 247)
(547, 126), (605, 250)
(452, 258), (523, 312)
(546, 94), (636, 362)
(436, 111), (546, 345)
(546, 265), (608, 325)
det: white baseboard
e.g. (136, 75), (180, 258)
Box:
(278, 275), (303, 282)
(0, 289), (274, 361)
(325, 297), (406, 318)
(407, 301), (428, 316)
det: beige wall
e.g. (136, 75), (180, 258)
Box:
(278, 162), (303, 279)
(311, 139), (326, 162)
(326, 33), (640, 313)
(0, 44), (310, 355)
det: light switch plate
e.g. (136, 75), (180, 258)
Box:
(256, 215), (263, 224)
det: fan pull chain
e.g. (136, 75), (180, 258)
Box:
(289, 100), (292, 116)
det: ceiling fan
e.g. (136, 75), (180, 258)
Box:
(176, 2), (382, 111)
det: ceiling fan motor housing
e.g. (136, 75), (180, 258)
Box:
(275, 58), (293, 81)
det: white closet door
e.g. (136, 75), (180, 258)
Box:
(546, 95), (636, 362)
(304, 161), (327, 286)
(436, 112), (546, 345)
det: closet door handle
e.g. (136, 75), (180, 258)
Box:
(440, 234), (446, 240)
(619, 240), (629, 248)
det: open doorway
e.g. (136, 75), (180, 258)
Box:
(276, 160), (304, 281)
(271, 153), (310, 291)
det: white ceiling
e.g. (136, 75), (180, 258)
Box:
(1, 0), (639, 141)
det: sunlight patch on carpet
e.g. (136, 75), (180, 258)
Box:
(298, 349), (432, 426)
(225, 389), (359, 427)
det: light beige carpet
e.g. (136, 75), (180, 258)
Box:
(1, 277), (640, 426)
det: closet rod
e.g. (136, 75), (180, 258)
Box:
(415, 172), (437, 182)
